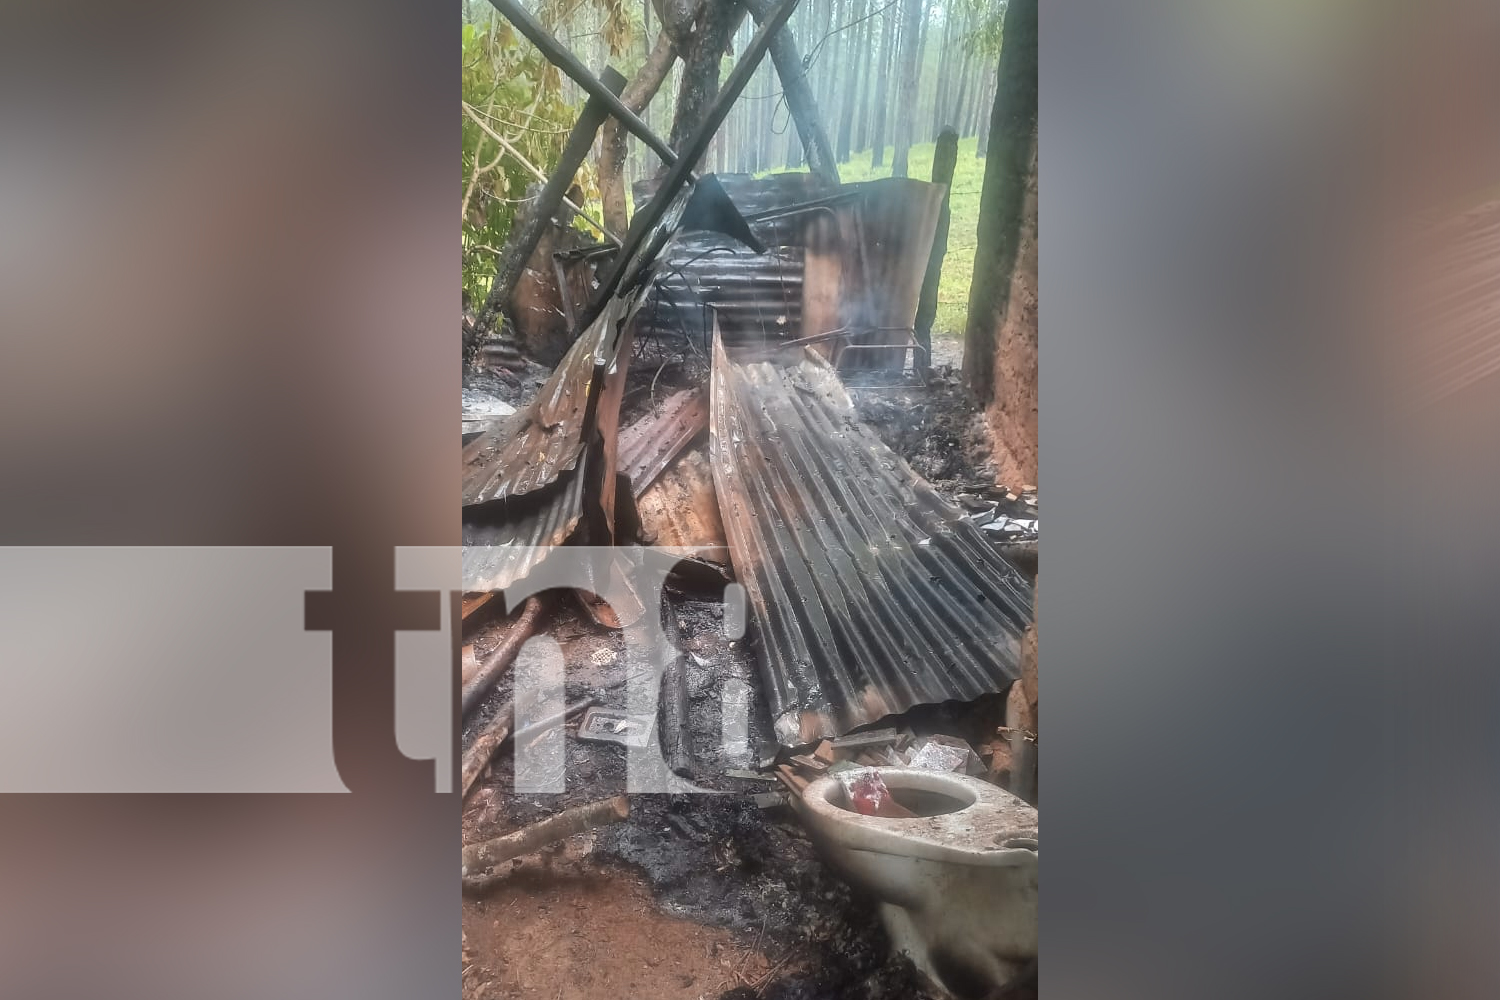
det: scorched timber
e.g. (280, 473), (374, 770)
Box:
(710, 338), (1034, 745)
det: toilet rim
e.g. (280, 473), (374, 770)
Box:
(799, 767), (1039, 866)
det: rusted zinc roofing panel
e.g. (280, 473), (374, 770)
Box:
(462, 178), (761, 594)
(461, 469), (587, 592)
(710, 337), (1034, 745)
(634, 447), (727, 562)
(800, 177), (945, 370)
(460, 297), (633, 593)
(462, 295), (627, 507)
(617, 388), (709, 498)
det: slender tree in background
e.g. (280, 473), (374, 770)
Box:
(834, 0), (867, 161)
(817, 0), (843, 138)
(852, 1), (877, 151)
(746, 0), (839, 182)
(889, 0), (923, 176)
(947, 1), (975, 134)
(667, 0), (746, 150)
(870, 3), (897, 166)
(913, 0), (933, 115)
(599, 31), (678, 235)
(930, 3), (955, 138)
(974, 66), (996, 154)
(962, 0), (1036, 402)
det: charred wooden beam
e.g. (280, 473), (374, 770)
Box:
(461, 796), (630, 886)
(659, 601), (693, 777)
(486, 0), (679, 166)
(461, 596), (547, 717)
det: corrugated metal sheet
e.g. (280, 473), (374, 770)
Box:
(801, 177), (945, 370)
(710, 337), (1034, 745)
(460, 235), (650, 590)
(634, 171), (837, 227)
(629, 175), (942, 369)
(631, 172), (839, 350)
(462, 179), (759, 593)
(617, 388), (709, 498)
(461, 469), (587, 592)
(634, 240), (806, 348)
(463, 295), (637, 506)
(635, 446), (727, 560)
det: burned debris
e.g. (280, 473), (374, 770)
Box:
(460, 4), (1037, 999)
(462, 169), (1038, 999)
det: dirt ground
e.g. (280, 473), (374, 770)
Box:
(462, 839), (786, 1000)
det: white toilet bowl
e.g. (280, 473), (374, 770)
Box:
(796, 767), (1038, 999)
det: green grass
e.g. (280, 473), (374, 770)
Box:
(761, 135), (986, 340)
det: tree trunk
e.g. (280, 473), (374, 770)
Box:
(744, 0), (839, 184)
(889, 0), (923, 177)
(914, 127), (958, 368)
(470, 68), (627, 360)
(931, 4), (955, 140)
(912, 0), (933, 140)
(973, 64), (995, 153)
(852, 1), (876, 152)
(870, 5), (897, 167)
(962, 0), (1036, 403)
(951, 45), (971, 134)
(668, 0), (746, 151)
(599, 32), (678, 237)
(758, 57), (773, 171)
(835, 0), (868, 162)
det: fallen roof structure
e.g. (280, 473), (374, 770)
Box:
(463, 173), (779, 595)
(710, 335), (1035, 745)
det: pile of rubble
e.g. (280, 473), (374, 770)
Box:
(459, 167), (1038, 1000)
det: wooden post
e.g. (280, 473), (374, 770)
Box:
(914, 127), (959, 371)
(472, 68), (628, 348)
(743, 0), (840, 187)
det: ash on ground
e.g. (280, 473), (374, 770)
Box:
(464, 360), (554, 414)
(850, 365), (995, 488)
(601, 795), (930, 1000)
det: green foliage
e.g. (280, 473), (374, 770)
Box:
(462, 20), (578, 306)
(461, 0), (637, 307)
(962, 0), (1004, 57)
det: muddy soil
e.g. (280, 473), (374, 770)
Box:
(462, 838), (784, 1000)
